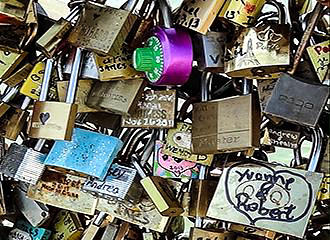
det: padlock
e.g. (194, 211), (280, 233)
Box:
(49, 210), (84, 240)
(229, 224), (276, 240)
(175, 0), (226, 34)
(0, 96), (31, 141)
(192, 75), (261, 154)
(29, 50), (80, 141)
(224, 0), (290, 77)
(20, 60), (58, 101)
(63, 49), (99, 80)
(257, 78), (277, 112)
(14, 219), (52, 240)
(0, 49), (27, 80)
(317, 174), (330, 201)
(132, 155), (184, 216)
(307, 40), (329, 82)
(194, 30), (227, 73)
(86, 78), (146, 116)
(82, 112), (122, 130)
(14, 183), (50, 227)
(44, 127), (123, 180)
(0, 86), (18, 118)
(80, 212), (107, 240)
(0, 0), (31, 25)
(27, 169), (98, 215)
(68, 0), (138, 55)
(2, 60), (34, 87)
(36, 6), (82, 58)
(0, 177), (16, 216)
(153, 140), (200, 179)
(206, 127), (325, 238)
(219, 0), (266, 27)
(189, 228), (236, 240)
(261, 124), (301, 149)
(133, 0), (193, 86)
(122, 89), (176, 128)
(264, 73), (329, 127)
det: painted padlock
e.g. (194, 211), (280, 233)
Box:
(133, 0), (193, 86)
(44, 128), (123, 180)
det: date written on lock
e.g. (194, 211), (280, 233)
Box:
(82, 163), (137, 199)
(122, 90), (176, 128)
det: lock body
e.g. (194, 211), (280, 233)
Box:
(207, 161), (324, 238)
(229, 224), (276, 240)
(86, 78), (145, 116)
(44, 128), (123, 180)
(29, 101), (78, 141)
(0, 0), (31, 25)
(0, 108), (29, 140)
(318, 174), (330, 201)
(2, 62), (34, 87)
(192, 94), (261, 154)
(0, 49), (27, 79)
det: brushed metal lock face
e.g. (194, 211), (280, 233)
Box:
(44, 128), (123, 180)
(264, 73), (329, 127)
(27, 170), (98, 215)
(175, 0), (224, 34)
(122, 90), (176, 128)
(68, 2), (137, 55)
(207, 161), (324, 238)
(82, 163), (137, 199)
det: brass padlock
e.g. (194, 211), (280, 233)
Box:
(68, 1), (138, 55)
(175, 0), (225, 34)
(0, 49), (27, 80)
(86, 78), (146, 116)
(0, 0), (31, 25)
(0, 87), (18, 119)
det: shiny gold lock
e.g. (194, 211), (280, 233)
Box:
(94, 46), (143, 81)
(27, 170), (98, 215)
(317, 174), (330, 201)
(219, 0), (266, 27)
(229, 224), (276, 240)
(192, 93), (261, 154)
(57, 79), (98, 113)
(68, 2), (138, 55)
(307, 40), (329, 82)
(50, 210), (84, 240)
(0, 49), (27, 80)
(189, 228), (236, 240)
(20, 61), (58, 100)
(175, 0), (225, 34)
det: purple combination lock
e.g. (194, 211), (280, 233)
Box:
(133, 1), (193, 86)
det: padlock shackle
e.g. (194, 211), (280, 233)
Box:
(308, 126), (324, 172)
(123, 0), (139, 12)
(201, 72), (212, 102)
(242, 79), (252, 95)
(265, 0), (286, 24)
(21, 96), (31, 111)
(131, 155), (147, 178)
(177, 96), (198, 121)
(39, 59), (54, 102)
(1, 87), (18, 103)
(158, 0), (172, 28)
(292, 135), (306, 167)
(66, 47), (83, 104)
(141, 129), (157, 166)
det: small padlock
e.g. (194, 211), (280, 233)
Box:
(317, 174), (330, 201)
(2, 61), (34, 87)
(29, 50), (80, 141)
(261, 124), (301, 149)
(224, 0), (290, 77)
(122, 89), (176, 128)
(132, 155), (184, 216)
(0, 49), (27, 80)
(27, 169), (98, 215)
(133, 0), (193, 86)
(86, 78), (146, 116)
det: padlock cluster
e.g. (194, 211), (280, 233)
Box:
(0, 0), (329, 239)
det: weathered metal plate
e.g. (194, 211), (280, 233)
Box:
(27, 170), (98, 215)
(207, 161), (323, 238)
(122, 90), (176, 128)
(82, 163), (137, 199)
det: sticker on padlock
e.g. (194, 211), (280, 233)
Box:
(307, 40), (330, 83)
(122, 90), (176, 128)
(14, 219), (51, 240)
(153, 140), (200, 179)
(318, 174), (330, 201)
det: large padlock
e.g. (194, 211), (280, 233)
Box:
(86, 78), (146, 116)
(206, 127), (325, 238)
(122, 89), (176, 128)
(192, 76), (261, 154)
(29, 51), (80, 141)
(307, 40), (329, 83)
(44, 127), (123, 180)
(0, 49), (27, 80)
(133, 0), (193, 86)
(264, 73), (329, 127)
(219, 0), (266, 27)
(224, 0), (290, 77)
(27, 169), (98, 215)
(175, 0), (225, 34)
(68, 0), (138, 55)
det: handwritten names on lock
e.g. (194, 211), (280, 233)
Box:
(122, 90), (176, 128)
(266, 127), (300, 149)
(27, 171), (98, 215)
(82, 163), (136, 199)
(207, 161), (324, 238)
(257, 79), (277, 111)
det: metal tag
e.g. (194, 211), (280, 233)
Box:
(206, 161), (324, 238)
(8, 229), (33, 240)
(307, 40), (329, 83)
(82, 163), (137, 199)
(44, 128), (123, 180)
(122, 90), (176, 128)
(27, 170), (98, 215)
(164, 122), (214, 165)
(153, 140), (200, 179)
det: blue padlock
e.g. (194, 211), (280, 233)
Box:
(44, 128), (123, 180)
